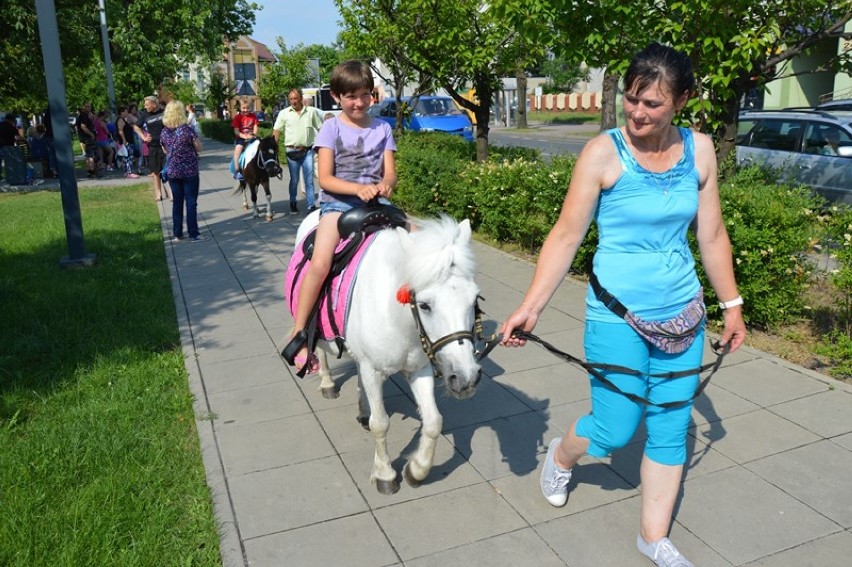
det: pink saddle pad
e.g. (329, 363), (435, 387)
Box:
(284, 231), (378, 341)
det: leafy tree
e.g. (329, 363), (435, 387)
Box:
(0, 0), (256, 115)
(337, 0), (435, 136)
(203, 70), (235, 118)
(540, 58), (591, 94)
(257, 40), (340, 110)
(553, 0), (852, 158)
(164, 79), (198, 107)
(657, 0), (852, 159)
(338, 0), (559, 160)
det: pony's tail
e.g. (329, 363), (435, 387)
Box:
(232, 181), (246, 195)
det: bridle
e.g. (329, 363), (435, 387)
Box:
(405, 292), (491, 379)
(254, 141), (283, 179)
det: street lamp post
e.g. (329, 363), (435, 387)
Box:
(35, 0), (96, 267)
(98, 0), (117, 117)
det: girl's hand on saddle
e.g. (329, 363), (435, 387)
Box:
(376, 181), (394, 198)
(499, 308), (539, 348)
(357, 183), (380, 201)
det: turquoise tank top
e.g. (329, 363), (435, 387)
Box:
(586, 127), (701, 322)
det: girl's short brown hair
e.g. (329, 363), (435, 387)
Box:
(330, 60), (374, 95)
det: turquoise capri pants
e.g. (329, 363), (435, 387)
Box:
(574, 319), (704, 466)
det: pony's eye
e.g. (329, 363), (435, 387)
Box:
(418, 302), (431, 312)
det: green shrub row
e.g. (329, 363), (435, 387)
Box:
(198, 119), (274, 144)
(394, 132), (830, 330)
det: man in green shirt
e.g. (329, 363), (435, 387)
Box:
(273, 88), (324, 213)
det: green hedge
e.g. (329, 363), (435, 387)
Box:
(394, 132), (829, 330)
(198, 119), (274, 143)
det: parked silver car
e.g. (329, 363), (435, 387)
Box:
(736, 109), (852, 203)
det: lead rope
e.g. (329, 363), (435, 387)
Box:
(472, 330), (729, 409)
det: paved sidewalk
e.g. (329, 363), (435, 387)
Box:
(161, 138), (852, 566)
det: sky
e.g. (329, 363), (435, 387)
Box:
(250, 1), (343, 51)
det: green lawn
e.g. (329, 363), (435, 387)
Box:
(0, 186), (219, 566)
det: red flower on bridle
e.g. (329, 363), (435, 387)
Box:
(396, 284), (411, 304)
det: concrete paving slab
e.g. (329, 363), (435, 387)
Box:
(834, 432), (852, 451)
(690, 383), (761, 426)
(207, 379), (311, 426)
(492, 455), (637, 525)
(433, 376), (533, 431)
(372, 482), (527, 561)
(491, 362), (590, 411)
(338, 434), (485, 509)
(534, 496), (731, 566)
(197, 353), (286, 395)
(690, 408), (821, 464)
(745, 440), (852, 527)
(711, 357), (828, 407)
(216, 412), (335, 477)
(769, 389), (852, 438)
(228, 455), (369, 539)
(243, 512), (399, 567)
(313, 393), (422, 455)
(676, 467), (841, 565)
(743, 531), (852, 566)
(449, 411), (557, 480)
(405, 527), (565, 567)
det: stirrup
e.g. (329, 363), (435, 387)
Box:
(281, 330), (307, 365)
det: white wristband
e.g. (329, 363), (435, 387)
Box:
(719, 296), (743, 310)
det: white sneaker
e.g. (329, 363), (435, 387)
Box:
(637, 536), (694, 567)
(540, 437), (572, 506)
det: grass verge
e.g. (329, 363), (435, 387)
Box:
(527, 110), (600, 125)
(0, 185), (219, 565)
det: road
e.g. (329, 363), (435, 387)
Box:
(487, 121), (598, 158)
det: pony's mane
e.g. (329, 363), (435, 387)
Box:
(403, 215), (475, 292)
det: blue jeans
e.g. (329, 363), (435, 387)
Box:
(169, 175), (200, 238)
(287, 151), (315, 209)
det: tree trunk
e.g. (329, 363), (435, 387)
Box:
(600, 72), (619, 132)
(516, 68), (527, 129)
(716, 95), (742, 163)
(473, 78), (492, 162)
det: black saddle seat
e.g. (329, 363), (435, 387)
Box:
(300, 202), (408, 259)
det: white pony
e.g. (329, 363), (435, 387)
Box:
(292, 212), (482, 494)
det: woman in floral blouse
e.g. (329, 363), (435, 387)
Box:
(161, 100), (205, 241)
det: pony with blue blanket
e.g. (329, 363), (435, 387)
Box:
(232, 135), (283, 221)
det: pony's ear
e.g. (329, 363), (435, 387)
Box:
(457, 219), (472, 244)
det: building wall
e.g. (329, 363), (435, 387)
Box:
(763, 28), (851, 108)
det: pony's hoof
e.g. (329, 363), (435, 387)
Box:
(321, 386), (339, 399)
(403, 462), (423, 488)
(265, 215), (273, 222)
(356, 416), (370, 431)
(376, 478), (400, 495)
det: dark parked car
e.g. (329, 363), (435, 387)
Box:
(369, 96), (474, 141)
(736, 109), (852, 203)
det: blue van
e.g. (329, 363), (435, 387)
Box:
(369, 96), (474, 141)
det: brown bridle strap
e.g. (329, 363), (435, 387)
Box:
(407, 292), (483, 379)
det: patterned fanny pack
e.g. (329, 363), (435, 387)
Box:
(590, 272), (705, 354)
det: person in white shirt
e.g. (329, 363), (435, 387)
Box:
(273, 88), (324, 213)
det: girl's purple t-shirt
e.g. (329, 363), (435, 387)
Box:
(314, 116), (396, 206)
(160, 124), (199, 179)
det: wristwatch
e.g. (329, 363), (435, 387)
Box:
(719, 296), (744, 309)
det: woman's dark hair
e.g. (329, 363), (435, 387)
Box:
(330, 60), (374, 95)
(624, 42), (694, 98)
